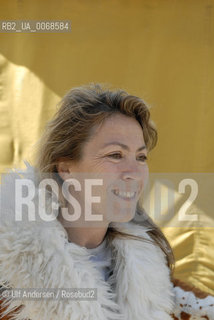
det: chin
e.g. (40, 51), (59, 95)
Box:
(113, 211), (136, 223)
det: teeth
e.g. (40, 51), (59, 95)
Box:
(113, 190), (135, 199)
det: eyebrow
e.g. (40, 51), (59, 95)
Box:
(101, 142), (147, 152)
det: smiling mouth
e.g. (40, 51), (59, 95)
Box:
(112, 190), (137, 200)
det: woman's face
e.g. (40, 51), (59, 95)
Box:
(58, 113), (149, 226)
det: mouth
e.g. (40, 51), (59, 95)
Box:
(112, 189), (137, 200)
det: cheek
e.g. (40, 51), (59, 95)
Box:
(140, 164), (149, 189)
(97, 161), (120, 174)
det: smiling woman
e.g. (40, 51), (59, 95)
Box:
(56, 113), (151, 243)
(0, 84), (213, 320)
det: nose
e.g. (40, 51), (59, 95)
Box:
(121, 170), (140, 181)
(120, 158), (146, 182)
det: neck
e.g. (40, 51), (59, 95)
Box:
(65, 226), (108, 248)
(57, 206), (109, 249)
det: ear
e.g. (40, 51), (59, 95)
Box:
(57, 160), (73, 181)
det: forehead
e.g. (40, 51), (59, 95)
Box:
(90, 113), (145, 146)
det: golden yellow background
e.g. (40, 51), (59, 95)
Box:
(0, 0), (213, 294)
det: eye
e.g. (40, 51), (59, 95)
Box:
(107, 153), (122, 159)
(137, 154), (148, 162)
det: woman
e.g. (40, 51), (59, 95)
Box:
(0, 84), (213, 320)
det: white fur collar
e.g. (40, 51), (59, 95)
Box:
(0, 164), (175, 320)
